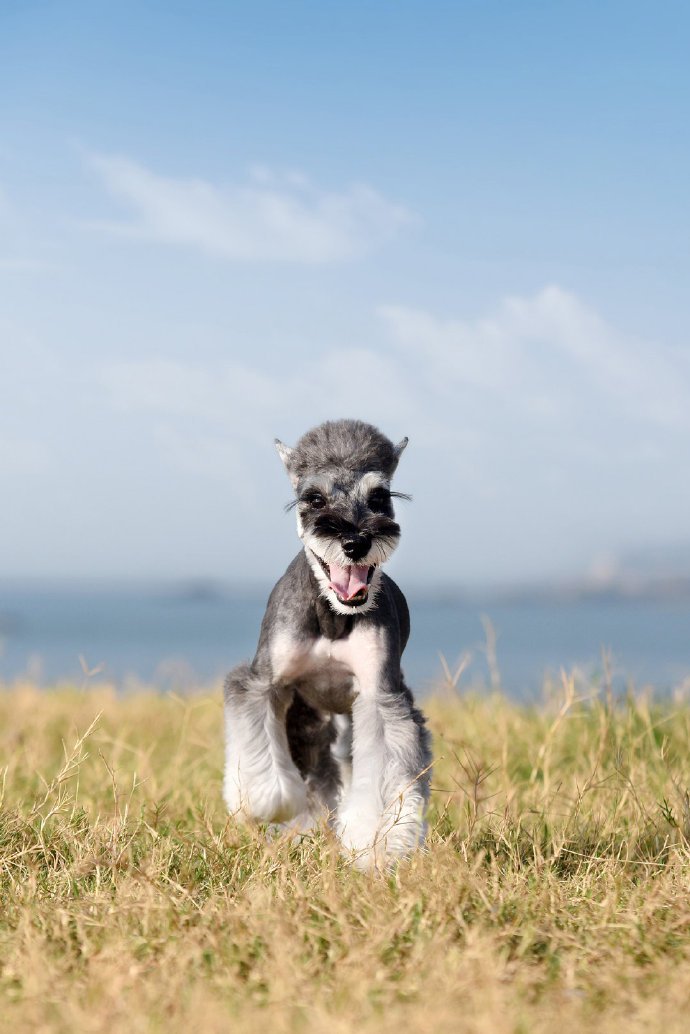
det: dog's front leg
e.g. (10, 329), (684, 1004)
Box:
(333, 627), (430, 869)
(223, 663), (307, 823)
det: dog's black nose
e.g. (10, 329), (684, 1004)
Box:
(342, 534), (372, 561)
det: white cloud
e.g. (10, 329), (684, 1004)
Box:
(91, 285), (690, 581)
(98, 286), (690, 476)
(379, 285), (690, 431)
(87, 153), (416, 262)
(8, 285), (690, 581)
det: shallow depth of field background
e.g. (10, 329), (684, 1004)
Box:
(2, 1), (690, 677)
(2, 3), (690, 1032)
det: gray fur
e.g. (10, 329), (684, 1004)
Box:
(224, 419), (431, 869)
(276, 418), (408, 487)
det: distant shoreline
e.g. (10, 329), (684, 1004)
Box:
(3, 573), (690, 605)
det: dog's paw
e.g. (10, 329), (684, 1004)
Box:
(337, 793), (427, 870)
(336, 803), (383, 866)
(224, 769), (308, 824)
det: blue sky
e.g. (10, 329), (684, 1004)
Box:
(1, 1), (689, 585)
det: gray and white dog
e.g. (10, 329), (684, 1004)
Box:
(223, 419), (431, 868)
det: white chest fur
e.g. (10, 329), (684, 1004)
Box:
(269, 625), (387, 711)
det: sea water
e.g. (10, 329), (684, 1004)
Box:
(1, 581), (689, 700)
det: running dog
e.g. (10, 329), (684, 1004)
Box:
(223, 419), (431, 868)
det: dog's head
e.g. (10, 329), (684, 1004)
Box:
(276, 419), (409, 614)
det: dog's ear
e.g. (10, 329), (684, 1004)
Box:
(390, 436), (408, 474)
(275, 439), (299, 490)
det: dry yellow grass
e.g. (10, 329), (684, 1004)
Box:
(2, 676), (690, 1033)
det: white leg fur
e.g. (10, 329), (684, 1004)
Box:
(378, 694), (429, 857)
(331, 627), (429, 869)
(224, 665), (307, 823)
(331, 713), (353, 801)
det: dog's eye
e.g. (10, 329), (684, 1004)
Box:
(304, 492), (326, 510)
(368, 488), (391, 512)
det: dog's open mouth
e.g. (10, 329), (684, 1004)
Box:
(313, 554), (375, 606)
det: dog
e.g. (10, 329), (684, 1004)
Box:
(223, 419), (431, 868)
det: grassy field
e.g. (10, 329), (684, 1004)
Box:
(2, 676), (690, 1033)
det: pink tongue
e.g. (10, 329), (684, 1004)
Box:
(328, 563), (370, 600)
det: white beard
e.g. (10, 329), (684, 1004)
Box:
(303, 544), (384, 616)
(300, 529), (399, 572)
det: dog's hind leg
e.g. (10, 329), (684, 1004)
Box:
(223, 663), (307, 823)
(285, 691), (342, 827)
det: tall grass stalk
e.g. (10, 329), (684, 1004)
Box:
(1, 677), (690, 1032)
